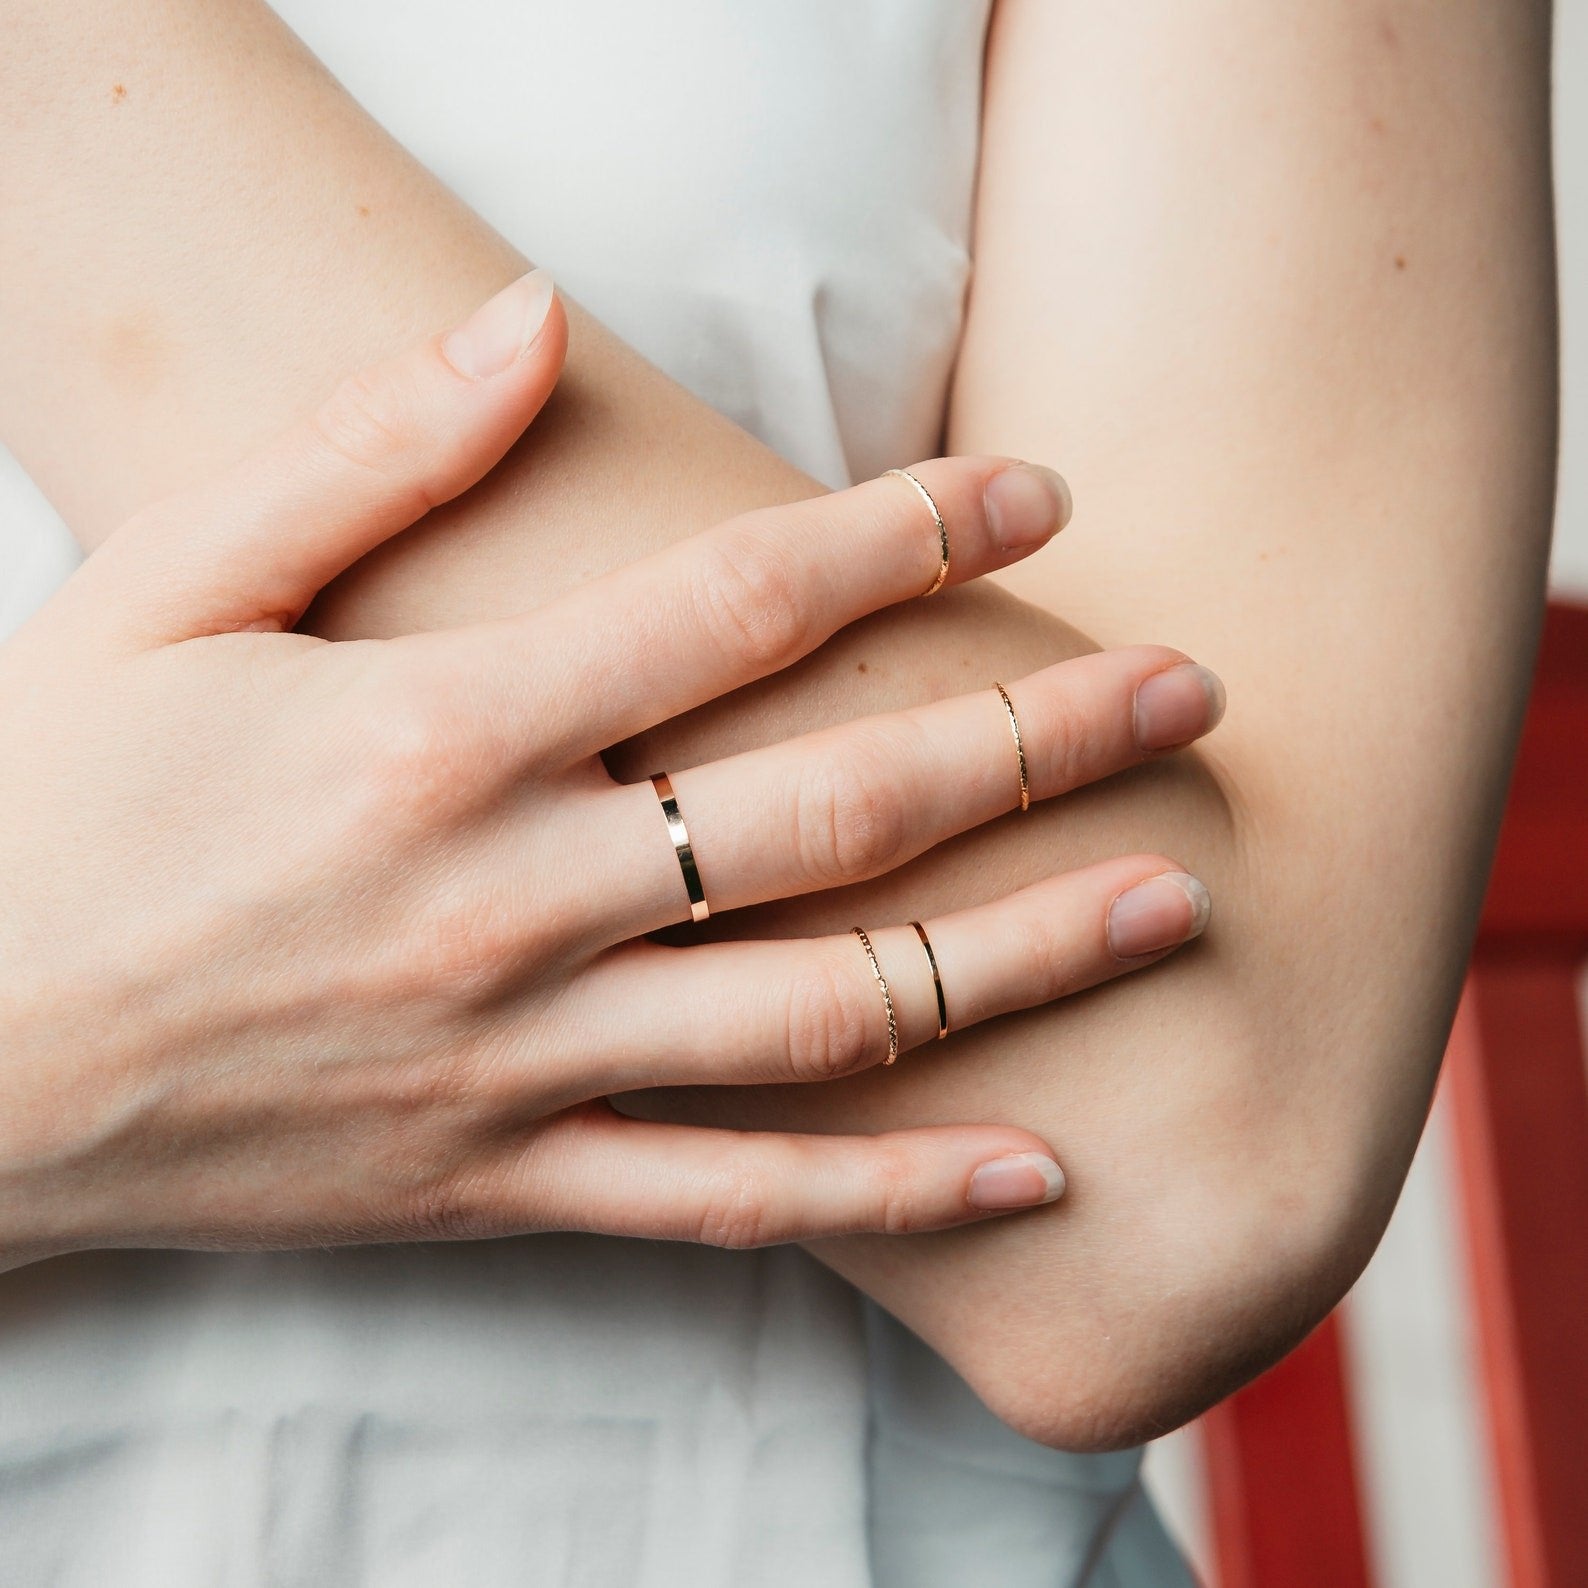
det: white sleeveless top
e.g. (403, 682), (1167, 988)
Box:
(0, 5), (1189, 1582)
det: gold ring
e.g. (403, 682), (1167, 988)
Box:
(851, 926), (899, 1066)
(650, 772), (709, 923)
(993, 682), (1030, 812)
(886, 467), (950, 598)
(909, 920), (948, 1040)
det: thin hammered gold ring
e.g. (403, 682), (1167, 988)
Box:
(851, 926), (900, 1066)
(909, 920), (948, 1040)
(885, 467), (950, 598)
(993, 682), (1031, 813)
(650, 771), (709, 923)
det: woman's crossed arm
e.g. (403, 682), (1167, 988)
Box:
(0, 0), (1555, 1448)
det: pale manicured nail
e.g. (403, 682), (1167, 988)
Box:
(984, 463), (1073, 551)
(1107, 871), (1212, 958)
(967, 1151), (1067, 1210)
(441, 269), (556, 380)
(1133, 662), (1227, 752)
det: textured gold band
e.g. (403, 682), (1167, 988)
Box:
(650, 771), (709, 923)
(850, 926), (900, 1066)
(992, 682), (1031, 813)
(909, 920), (948, 1040)
(885, 467), (950, 598)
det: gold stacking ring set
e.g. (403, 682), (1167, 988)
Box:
(648, 469), (1031, 1067)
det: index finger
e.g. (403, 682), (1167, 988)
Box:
(443, 456), (1070, 767)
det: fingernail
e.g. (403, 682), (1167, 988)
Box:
(1107, 871), (1212, 958)
(967, 1151), (1067, 1210)
(1133, 662), (1226, 752)
(984, 463), (1073, 551)
(441, 269), (557, 380)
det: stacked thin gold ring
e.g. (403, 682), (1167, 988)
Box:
(851, 920), (950, 1065)
(886, 467), (950, 598)
(850, 926), (899, 1066)
(910, 920), (948, 1040)
(993, 681), (1031, 813)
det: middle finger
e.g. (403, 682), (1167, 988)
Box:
(589, 645), (1224, 941)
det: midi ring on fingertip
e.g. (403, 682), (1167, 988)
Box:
(885, 467), (950, 598)
(650, 771), (710, 923)
(850, 926), (900, 1066)
(992, 682), (1031, 813)
(909, 920), (949, 1040)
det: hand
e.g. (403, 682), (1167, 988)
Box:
(0, 273), (1223, 1268)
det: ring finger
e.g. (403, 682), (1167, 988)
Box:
(559, 852), (1210, 1095)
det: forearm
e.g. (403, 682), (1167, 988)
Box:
(4, 0), (1301, 1449)
(0, 0), (810, 567)
(943, 0), (1558, 1439)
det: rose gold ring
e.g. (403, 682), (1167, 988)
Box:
(885, 467), (950, 598)
(993, 682), (1030, 813)
(909, 920), (948, 1040)
(851, 926), (900, 1066)
(650, 771), (709, 923)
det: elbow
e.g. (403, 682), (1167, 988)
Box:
(956, 1123), (1403, 1454)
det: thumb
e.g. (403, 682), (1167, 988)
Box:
(90, 270), (567, 643)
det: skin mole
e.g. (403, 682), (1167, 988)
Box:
(1394, 255), (1407, 271)
(111, 84), (127, 103)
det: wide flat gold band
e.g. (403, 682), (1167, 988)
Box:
(851, 926), (900, 1066)
(885, 467), (950, 598)
(992, 681), (1031, 813)
(908, 920), (949, 1040)
(650, 771), (709, 923)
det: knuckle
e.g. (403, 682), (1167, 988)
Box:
(378, 1065), (528, 1241)
(345, 663), (480, 827)
(783, 952), (880, 1082)
(306, 365), (444, 527)
(406, 897), (528, 1008)
(693, 529), (815, 674)
(401, 1164), (503, 1243)
(312, 366), (413, 471)
(1026, 919), (1081, 1003)
(693, 1163), (777, 1250)
(1038, 687), (1110, 792)
(373, 692), (448, 782)
(866, 1140), (934, 1235)
(387, 1049), (481, 1117)
(793, 732), (913, 887)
